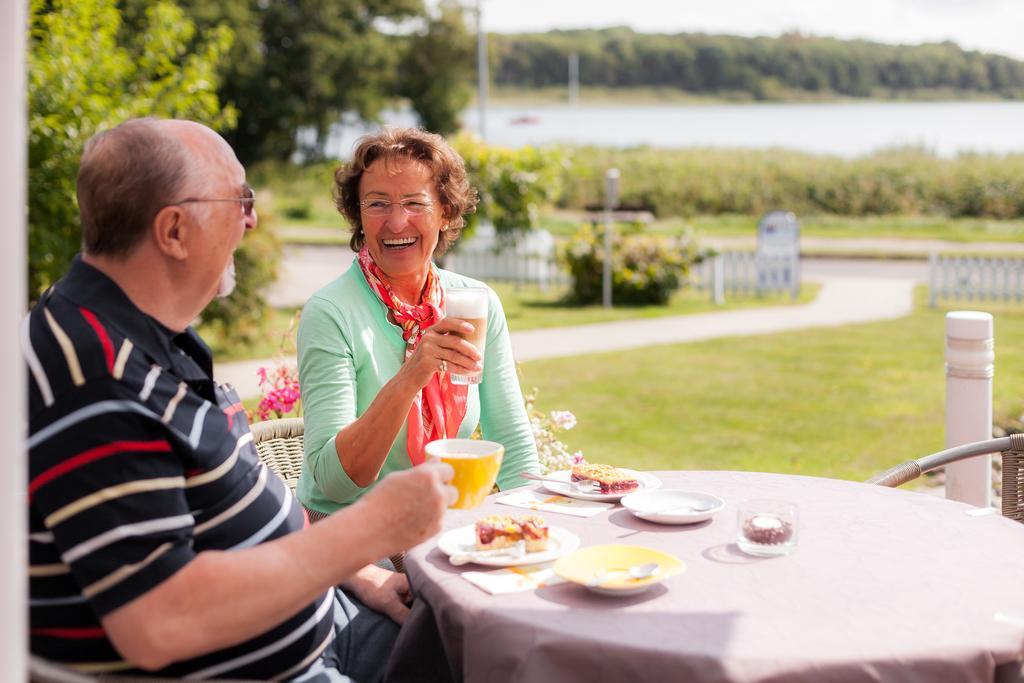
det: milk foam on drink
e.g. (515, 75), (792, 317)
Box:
(445, 287), (488, 384)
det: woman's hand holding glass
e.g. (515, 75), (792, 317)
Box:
(401, 318), (482, 388)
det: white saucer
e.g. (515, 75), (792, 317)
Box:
(538, 469), (661, 502)
(437, 525), (580, 567)
(620, 489), (725, 525)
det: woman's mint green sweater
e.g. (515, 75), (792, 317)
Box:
(296, 262), (540, 513)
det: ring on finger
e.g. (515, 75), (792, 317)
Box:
(439, 360), (448, 374)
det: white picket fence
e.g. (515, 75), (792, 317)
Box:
(693, 251), (801, 303)
(446, 229), (802, 304)
(442, 240), (565, 288)
(928, 254), (1024, 307)
(446, 241), (802, 304)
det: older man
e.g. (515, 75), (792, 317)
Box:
(25, 118), (454, 681)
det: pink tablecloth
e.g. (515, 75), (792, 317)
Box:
(387, 471), (1024, 683)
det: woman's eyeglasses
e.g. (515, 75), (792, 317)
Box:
(173, 187), (257, 217)
(359, 198), (435, 217)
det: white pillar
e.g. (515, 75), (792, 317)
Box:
(475, 0), (488, 141)
(568, 52), (579, 105)
(945, 311), (994, 507)
(1, 0), (28, 677)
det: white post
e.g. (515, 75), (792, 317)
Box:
(790, 251), (800, 301)
(475, 0), (488, 141)
(713, 255), (724, 305)
(1, 0), (28, 677)
(602, 168), (619, 309)
(945, 311), (994, 507)
(568, 52), (579, 105)
(928, 252), (938, 308)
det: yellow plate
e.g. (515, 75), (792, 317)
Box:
(553, 544), (685, 595)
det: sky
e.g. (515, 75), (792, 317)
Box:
(478, 0), (1024, 61)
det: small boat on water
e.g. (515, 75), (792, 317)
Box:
(509, 115), (541, 125)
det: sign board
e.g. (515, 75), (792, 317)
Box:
(757, 210), (800, 257)
(755, 211), (800, 299)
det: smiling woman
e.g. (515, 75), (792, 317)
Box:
(354, 158), (444, 303)
(295, 128), (541, 519)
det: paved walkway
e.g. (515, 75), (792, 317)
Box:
(216, 275), (917, 398)
(510, 275), (914, 361)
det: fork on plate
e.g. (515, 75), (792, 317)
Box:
(520, 472), (598, 493)
(634, 501), (716, 518)
(449, 540), (527, 566)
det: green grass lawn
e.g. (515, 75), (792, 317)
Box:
(199, 284), (818, 363)
(520, 289), (1024, 482)
(274, 212), (1024, 250)
(493, 282), (819, 332)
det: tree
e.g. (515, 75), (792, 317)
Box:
(401, 0), (475, 135)
(485, 28), (1024, 99)
(215, 0), (424, 163)
(28, 0), (235, 298)
(122, 0), (483, 161)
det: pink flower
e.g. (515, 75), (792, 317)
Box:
(255, 361), (302, 420)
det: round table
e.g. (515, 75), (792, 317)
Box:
(387, 471), (1024, 683)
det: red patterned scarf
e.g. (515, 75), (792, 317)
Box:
(357, 247), (469, 465)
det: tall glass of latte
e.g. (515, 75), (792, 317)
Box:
(445, 286), (488, 384)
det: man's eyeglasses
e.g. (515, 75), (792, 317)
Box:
(173, 187), (257, 217)
(358, 198), (435, 217)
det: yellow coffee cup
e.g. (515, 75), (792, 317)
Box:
(425, 438), (504, 509)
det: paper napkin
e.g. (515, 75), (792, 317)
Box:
(495, 489), (614, 518)
(462, 562), (566, 595)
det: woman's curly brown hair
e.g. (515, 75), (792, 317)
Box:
(334, 127), (479, 258)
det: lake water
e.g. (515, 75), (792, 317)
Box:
(322, 101), (1024, 158)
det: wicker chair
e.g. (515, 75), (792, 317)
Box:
(249, 418), (405, 573)
(249, 417), (305, 492)
(867, 433), (1024, 523)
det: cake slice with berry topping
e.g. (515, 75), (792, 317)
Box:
(475, 514), (549, 552)
(570, 463), (640, 494)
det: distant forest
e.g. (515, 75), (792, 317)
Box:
(489, 28), (1024, 99)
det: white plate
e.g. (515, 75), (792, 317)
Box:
(538, 469), (661, 502)
(620, 489), (725, 525)
(437, 524), (581, 567)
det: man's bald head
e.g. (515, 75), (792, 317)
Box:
(76, 118), (231, 257)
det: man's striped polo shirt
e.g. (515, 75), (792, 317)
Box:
(25, 256), (334, 679)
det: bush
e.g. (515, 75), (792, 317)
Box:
(282, 202), (313, 220)
(561, 223), (699, 305)
(200, 224), (281, 346)
(451, 134), (568, 241)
